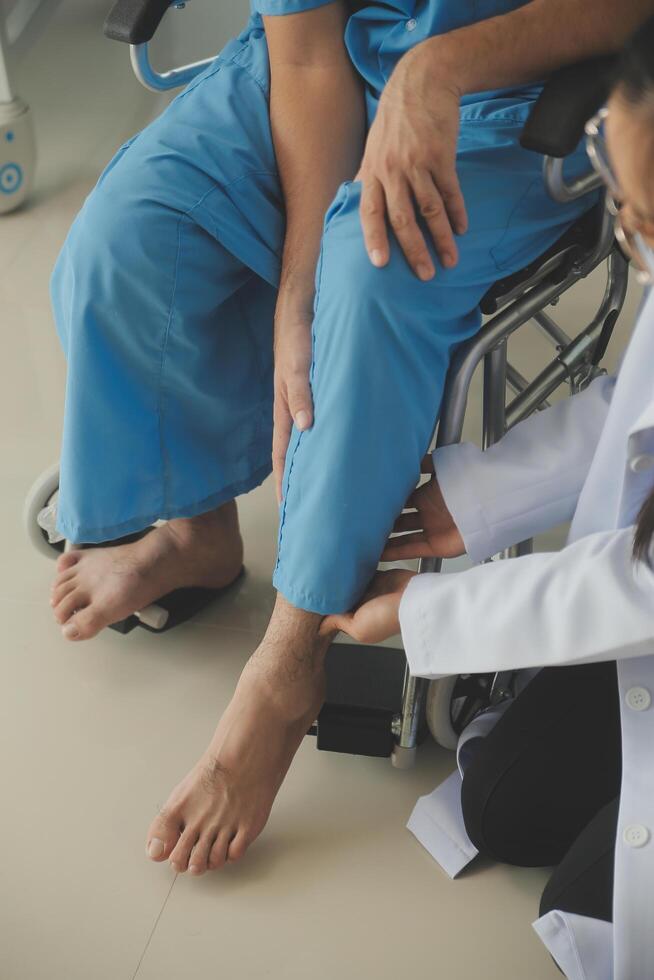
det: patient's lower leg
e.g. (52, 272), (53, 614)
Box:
(145, 594), (331, 873)
(50, 501), (243, 641)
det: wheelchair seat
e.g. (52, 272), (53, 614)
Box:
(480, 203), (602, 316)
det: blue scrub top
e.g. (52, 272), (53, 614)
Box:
(249, 0), (543, 107)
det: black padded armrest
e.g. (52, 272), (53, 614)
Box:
(104, 0), (170, 44)
(520, 55), (618, 158)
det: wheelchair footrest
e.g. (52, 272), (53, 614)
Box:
(316, 704), (396, 758)
(312, 642), (407, 758)
(103, 527), (245, 637)
(108, 577), (243, 635)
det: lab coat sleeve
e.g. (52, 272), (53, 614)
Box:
(433, 374), (616, 563)
(253, 0), (338, 15)
(399, 525), (653, 679)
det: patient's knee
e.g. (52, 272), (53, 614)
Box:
(51, 172), (178, 354)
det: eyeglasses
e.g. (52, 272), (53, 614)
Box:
(585, 107), (653, 287)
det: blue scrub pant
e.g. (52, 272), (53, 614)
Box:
(51, 24), (591, 614)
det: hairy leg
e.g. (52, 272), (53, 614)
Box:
(145, 594), (333, 872)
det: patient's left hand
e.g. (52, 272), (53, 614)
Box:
(320, 569), (416, 643)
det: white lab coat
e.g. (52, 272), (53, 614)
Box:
(400, 288), (654, 980)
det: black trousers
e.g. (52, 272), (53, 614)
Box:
(460, 661), (622, 922)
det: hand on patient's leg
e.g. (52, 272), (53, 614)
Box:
(381, 456), (464, 562)
(145, 594), (333, 873)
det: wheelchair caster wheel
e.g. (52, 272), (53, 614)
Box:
(24, 462), (63, 559)
(427, 673), (499, 751)
(0, 98), (36, 214)
(426, 677), (459, 750)
(391, 744), (416, 769)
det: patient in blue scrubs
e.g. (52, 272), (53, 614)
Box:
(48, 0), (648, 874)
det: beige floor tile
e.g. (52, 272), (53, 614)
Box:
(134, 740), (557, 980)
(0, 594), (556, 980)
(0, 601), (242, 980)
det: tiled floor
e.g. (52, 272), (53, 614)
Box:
(1, 4), (644, 979)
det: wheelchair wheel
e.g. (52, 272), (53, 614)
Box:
(426, 673), (497, 750)
(23, 462), (64, 559)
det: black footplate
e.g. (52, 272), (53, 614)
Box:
(311, 642), (408, 758)
(94, 527), (246, 634)
(108, 575), (244, 635)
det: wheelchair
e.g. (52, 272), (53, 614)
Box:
(23, 0), (629, 765)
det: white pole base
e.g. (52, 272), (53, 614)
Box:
(0, 96), (35, 214)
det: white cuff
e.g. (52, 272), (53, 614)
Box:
(532, 911), (613, 980)
(399, 573), (450, 679)
(432, 442), (496, 564)
(406, 769), (479, 878)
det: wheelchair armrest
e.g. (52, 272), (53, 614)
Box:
(520, 55), (618, 158)
(104, 0), (170, 44)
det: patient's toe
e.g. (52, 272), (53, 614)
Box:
(169, 828), (199, 873)
(146, 808), (183, 863)
(54, 590), (86, 625)
(188, 833), (215, 875)
(56, 551), (81, 574)
(65, 606), (106, 640)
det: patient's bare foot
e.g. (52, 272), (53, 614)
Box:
(50, 502), (243, 641)
(145, 597), (330, 874)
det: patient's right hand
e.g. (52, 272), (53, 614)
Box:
(381, 455), (465, 561)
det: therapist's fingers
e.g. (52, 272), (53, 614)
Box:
(421, 453), (434, 475)
(319, 612), (352, 637)
(392, 511), (422, 534)
(381, 531), (434, 561)
(410, 170), (458, 271)
(360, 175), (390, 268)
(385, 178), (435, 281)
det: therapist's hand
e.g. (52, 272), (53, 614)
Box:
(381, 455), (465, 560)
(320, 569), (416, 643)
(272, 312), (314, 505)
(356, 38), (467, 280)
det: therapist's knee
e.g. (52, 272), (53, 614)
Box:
(460, 746), (540, 867)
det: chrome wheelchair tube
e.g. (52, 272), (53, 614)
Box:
(130, 43), (214, 92)
(506, 248), (629, 427)
(533, 311), (571, 350)
(392, 669), (430, 767)
(543, 157), (603, 203)
(506, 362), (551, 409)
(438, 267), (591, 447)
(506, 362), (526, 395)
(483, 343), (507, 448)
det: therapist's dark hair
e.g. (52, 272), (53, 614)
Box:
(614, 13), (654, 111)
(614, 15), (654, 562)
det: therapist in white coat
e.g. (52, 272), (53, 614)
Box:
(324, 16), (654, 980)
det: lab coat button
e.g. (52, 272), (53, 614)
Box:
(623, 824), (650, 848)
(626, 686), (651, 711)
(405, 18), (417, 30)
(630, 453), (654, 473)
